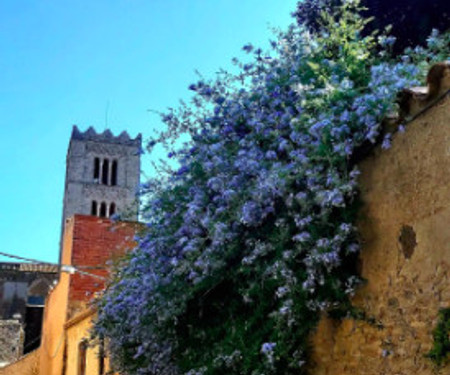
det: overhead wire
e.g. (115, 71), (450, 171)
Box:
(0, 251), (108, 281)
(0, 251), (56, 266)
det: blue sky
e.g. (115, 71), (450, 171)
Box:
(0, 0), (298, 264)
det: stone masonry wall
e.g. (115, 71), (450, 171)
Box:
(0, 320), (23, 366)
(62, 126), (141, 238)
(309, 66), (450, 374)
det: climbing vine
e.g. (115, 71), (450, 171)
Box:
(95, 1), (450, 374)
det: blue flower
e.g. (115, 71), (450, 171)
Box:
(381, 133), (392, 149)
(241, 201), (263, 226)
(242, 44), (253, 53)
(293, 232), (311, 243)
(261, 342), (276, 354)
(265, 150), (277, 160)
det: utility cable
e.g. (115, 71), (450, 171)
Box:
(0, 251), (56, 266)
(0, 251), (107, 281)
(23, 334), (42, 351)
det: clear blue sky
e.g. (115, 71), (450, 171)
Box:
(0, 0), (298, 264)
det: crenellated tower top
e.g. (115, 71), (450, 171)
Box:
(60, 125), (141, 260)
(70, 125), (142, 147)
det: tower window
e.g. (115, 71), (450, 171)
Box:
(102, 159), (109, 185)
(93, 158), (100, 180)
(109, 203), (116, 217)
(99, 202), (107, 218)
(111, 160), (118, 186)
(91, 201), (98, 216)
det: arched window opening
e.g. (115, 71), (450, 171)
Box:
(78, 340), (88, 375)
(99, 202), (107, 218)
(111, 160), (118, 186)
(91, 201), (98, 216)
(101, 159), (109, 185)
(93, 158), (100, 180)
(109, 203), (116, 217)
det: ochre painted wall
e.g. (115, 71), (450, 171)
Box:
(64, 309), (115, 375)
(309, 95), (450, 373)
(38, 217), (73, 375)
(38, 215), (139, 375)
(0, 349), (40, 375)
(65, 311), (97, 375)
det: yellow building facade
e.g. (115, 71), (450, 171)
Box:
(1, 215), (138, 375)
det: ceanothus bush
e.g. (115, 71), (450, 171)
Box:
(95, 1), (449, 374)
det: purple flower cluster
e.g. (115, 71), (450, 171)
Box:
(94, 1), (440, 374)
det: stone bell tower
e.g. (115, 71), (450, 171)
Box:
(61, 126), (141, 247)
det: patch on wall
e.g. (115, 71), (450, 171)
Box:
(399, 225), (417, 259)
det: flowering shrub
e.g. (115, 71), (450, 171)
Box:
(95, 1), (449, 374)
(294, 0), (450, 53)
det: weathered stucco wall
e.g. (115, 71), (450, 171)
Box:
(37, 215), (138, 375)
(64, 310), (97, 375)
(309, 91), (450, 372)
(64, 309), (116, 375)
(0, 349), (40, 375)
(38, 217), (73, 375)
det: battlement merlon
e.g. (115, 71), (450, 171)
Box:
(71, 125), (142, 147)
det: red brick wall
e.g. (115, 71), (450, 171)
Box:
(68, 215), (140, 303)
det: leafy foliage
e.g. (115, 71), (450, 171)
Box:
(426, 308), (450, 367)
(95, 1), (449, 374)
(294, 0), (450, 53)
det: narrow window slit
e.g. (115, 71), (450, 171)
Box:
(111, 160), (118, 186)
(91, 201), (98, 216)
(99, 202), (107, 218)
(78, 340), (88, 375)
(94, 157), (100, 180)
(109, 203), (116, 217)
(102, 159), (109, 185)
(99, 337), (105, 375)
